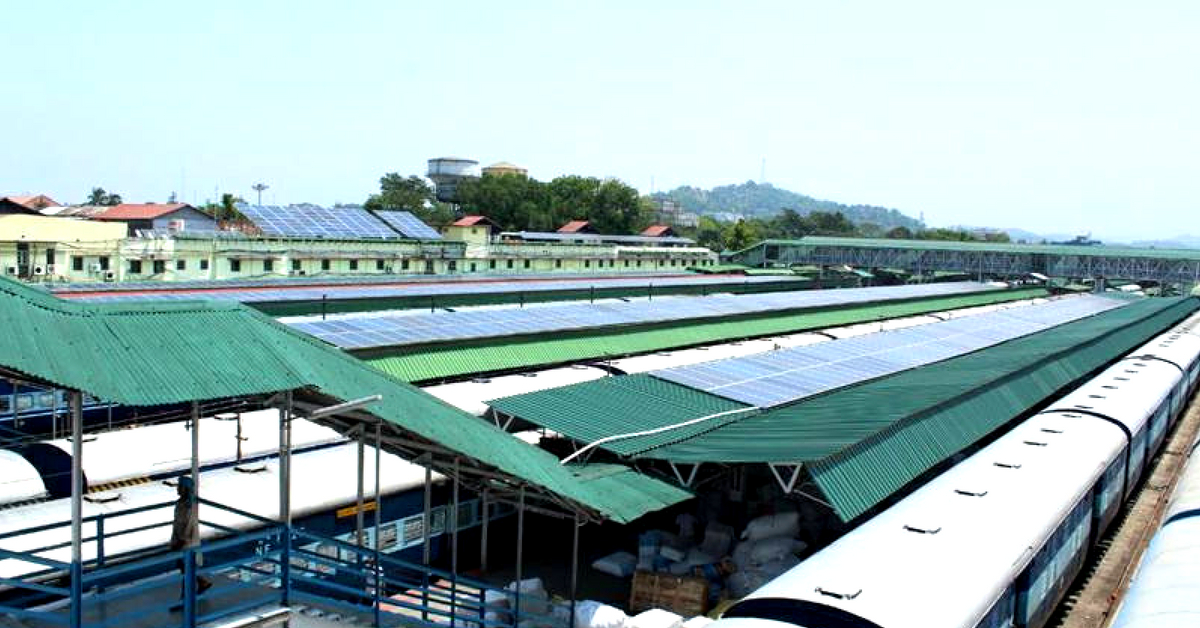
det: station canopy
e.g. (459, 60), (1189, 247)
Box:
(289, 281), (1007, 350)
(489, 295), (1200, 521)
(0, 277), (686, 524)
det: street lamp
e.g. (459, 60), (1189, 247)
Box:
(251, 182), (269, 206)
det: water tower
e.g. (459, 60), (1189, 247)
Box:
(427, 157), (480, 203)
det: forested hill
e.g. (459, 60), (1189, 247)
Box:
(655, 181), (923, 230)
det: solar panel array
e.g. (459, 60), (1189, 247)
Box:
(239, 204), (400, 239)
(651, 295), (1125, 407)
(375, 211), (443, 240)
(54, 273), (812, 304)
(287, 282), (1000, 349)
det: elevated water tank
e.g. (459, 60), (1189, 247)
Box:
(427, 157), (480, 203)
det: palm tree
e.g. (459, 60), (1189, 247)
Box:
(86, 187), (122, 206)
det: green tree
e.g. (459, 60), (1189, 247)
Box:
(364, 173), (454, 227)
(723, 219), (758, 252)
(86, 187), (122, 206)
(886, 226), (914, 239)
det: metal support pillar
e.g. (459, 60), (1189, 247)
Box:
(422, 465), (432, 565)
(480, 489), (489, 573)
(515, 485), (525, 621)
(374, 422), (383, 628)
(278, 391), (293, 604)
(450, 457), (460, 628)
(570, 513), (580, 626)
(69, 391), (83, 628)
(191, 401), (200, 525)
(356, 432), (365, 549)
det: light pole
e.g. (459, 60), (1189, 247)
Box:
(251, 182), (269, 206)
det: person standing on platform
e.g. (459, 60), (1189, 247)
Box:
(170, 475), (211, 609)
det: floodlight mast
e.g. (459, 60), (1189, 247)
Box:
(251, 182), (269, 206)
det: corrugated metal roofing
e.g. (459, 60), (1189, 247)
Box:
(0, 277), (687, 523)
(490, 296), (1199, 521)
(369, 288), (1049, 381)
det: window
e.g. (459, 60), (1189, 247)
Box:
(401, 259), (410, 270)
(72, 256), (84, 272)
(128, 259), (143, 274)
(624, 260), (630, 267)
(99, 256), (110, 271)
(229, 259), (241, 272)
(176, 259), (186, 271)
(152, 260), (166, 274)
(523, 259), (531, 269)
(321, 259), (331, 271)
(349, 260), (358, 271)
(263, 258), (274, 272)
(555, 259), (562, 268)
(448, 261), (457, 271)
(200, 259), (209, 270)
(584, 260), (590, 268)
(470, 262), (476, 272)
(376, 259), (385, 271)
(506, 259), (513, 269)
(292, 259), (301, 271)
(46, 248), (56, 265)
(489, 260), (496, 270)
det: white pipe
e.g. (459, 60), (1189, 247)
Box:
(560, 406), (758, 465)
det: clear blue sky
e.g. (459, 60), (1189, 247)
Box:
(4, 1), (1197, 240)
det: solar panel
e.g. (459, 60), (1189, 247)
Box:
(374, 211), (443, 240)
(652, 295), (1126, 407)
(291, 282), (1009, 350)
(239, 204), (397, 239)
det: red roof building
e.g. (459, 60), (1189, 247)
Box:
(92, 203), (196, 221)
(91, 203), (217, 235)
(451, 215), (499, 228)
(640, 224), (676, 237)
(1, 195), (60, 215)
(557, 220), (594, 234)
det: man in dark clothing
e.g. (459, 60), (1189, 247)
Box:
(170, 476), (211, 610)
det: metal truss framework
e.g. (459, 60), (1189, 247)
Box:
(737, 243), (1200, 285)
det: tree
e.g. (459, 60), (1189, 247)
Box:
(886, 226), (914, 239)
(364, 173), (453, 227)
(86, 187), (122, 206)
(219, 193), (248, 221)
(723, 219), (758, 252)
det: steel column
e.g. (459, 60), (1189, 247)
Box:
(374, 421), (383, 628)
(69, 391), (83, 628)
(191, 401), (200, 527)
(279, 391), (292, 605)
(515, 485), (525, 620)
(422, 464), (432, 565)
(480, 489), (489, 572)
(570, 513), (580, 626)
(356, 432), (365, 548)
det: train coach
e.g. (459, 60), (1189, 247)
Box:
(710, 312), (1200, 628)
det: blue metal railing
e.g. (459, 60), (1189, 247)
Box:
(0, 499), (563, 628)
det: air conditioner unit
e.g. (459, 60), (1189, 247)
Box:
(33, 265), (45, 276)
(103, 270), (116, 281)
(46, 264), (57, 274)
(5, 266), (17, 276)
(89, 263), (103, 273)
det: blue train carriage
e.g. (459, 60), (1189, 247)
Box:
(0, 442), (492, 609)
(708, 312), (1200, 628)
(1109, 423), (1200, 627)
(0, 380), (192, 441)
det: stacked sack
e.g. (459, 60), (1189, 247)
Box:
(726, 512), (807, 598)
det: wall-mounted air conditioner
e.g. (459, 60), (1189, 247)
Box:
(33, 265), (45, 276)
(5, 266), (17, 275)
(103, 271), (116, 281)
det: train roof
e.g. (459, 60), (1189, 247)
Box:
(39, 410), (341, 487)
(1112, 423), (1200, 628)
(734, 414), (1128, 628)
(0, 443), (434, 581)
(0, 450), (46, 504)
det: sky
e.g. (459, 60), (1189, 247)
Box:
(3, 1), (1198, 240)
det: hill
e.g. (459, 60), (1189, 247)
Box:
(653, 181), (923, 230)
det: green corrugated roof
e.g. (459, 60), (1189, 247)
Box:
(369, 288), (1049, 382)
(489, 296), (1198, 522)
(492, 375), (753, 456)
(0, 278), (688, 523)
(733, 237), (1200, 261)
